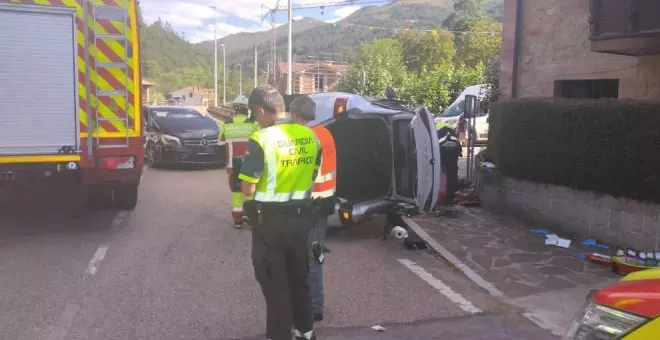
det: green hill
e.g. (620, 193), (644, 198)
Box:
(138, 0), (503, 95)
(140, 19), (213, 95)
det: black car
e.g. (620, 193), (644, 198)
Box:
(142, 106), (226, 167)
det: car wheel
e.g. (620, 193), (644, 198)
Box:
(114, 183), (138, 210)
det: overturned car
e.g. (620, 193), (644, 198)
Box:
(307, 93), (441, 228)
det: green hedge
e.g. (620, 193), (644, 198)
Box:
(488, 98), (660, 204)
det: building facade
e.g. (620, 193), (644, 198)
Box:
(277, 62), (347, 95)
(499, 0), (660, 100)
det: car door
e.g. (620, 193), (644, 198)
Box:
(410, 106), (441, 212)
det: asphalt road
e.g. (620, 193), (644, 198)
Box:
(0, 166), (557, 340)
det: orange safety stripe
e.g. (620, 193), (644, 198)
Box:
(311, 125), (337, 194)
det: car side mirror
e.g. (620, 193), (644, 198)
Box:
(464, 95), (478, 118)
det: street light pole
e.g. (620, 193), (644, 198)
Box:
(210, 3), (218, 107)
(237, 64), (242, 96)
(221, 43), (226, 106)
(286, 0), (293, 95)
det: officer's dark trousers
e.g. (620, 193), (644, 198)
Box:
(441, 146), (461, 205)
(252, 210), (315, 340)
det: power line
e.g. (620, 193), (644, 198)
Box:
(263, 0), (389, 17)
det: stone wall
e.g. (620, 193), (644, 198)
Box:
(499, 0), (660, 99)
(477, 169), (660, 251)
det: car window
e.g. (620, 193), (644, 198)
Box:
(440, 99), (464, 117)
(151, 108), (202, 118)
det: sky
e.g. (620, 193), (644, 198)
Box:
(139, 0), (388, 43)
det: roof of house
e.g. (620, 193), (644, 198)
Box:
(142, 79), (155, 86)
(279, 62), (348, 75)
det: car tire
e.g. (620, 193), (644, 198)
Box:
(87, 184), (112, 210)
(114, 183), (138, 210)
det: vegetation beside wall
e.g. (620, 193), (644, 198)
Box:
(488, 98), (660, 203)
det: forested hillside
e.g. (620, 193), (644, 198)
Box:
(138, 0), (503, 101)
(140, 19), (212, 97)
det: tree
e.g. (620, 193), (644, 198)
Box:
(395, 29), (456, 76)
(454, 19), (502, 69)
(444, 0), (488, 52)
(483, 55), (500, 103)
(340, 38), (407, 98)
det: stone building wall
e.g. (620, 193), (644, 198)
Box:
(499, 0), (660, 99)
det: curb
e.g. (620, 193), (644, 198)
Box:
(403, 216), (574, 337)
(402, 216), (505, 297)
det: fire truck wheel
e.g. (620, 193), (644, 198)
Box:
(87, 185), (113, 210)
(114, 184), (138, 210)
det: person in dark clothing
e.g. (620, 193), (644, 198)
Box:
(436, 124), (461, 206)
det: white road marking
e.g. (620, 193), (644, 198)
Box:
(84, 244), (109, 277)
(398, 258), (482, 314)
(110, 211), (128, 229)
(44, 303), (78, 340)
(402, 216), (505, 297)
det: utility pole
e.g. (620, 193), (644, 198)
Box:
(210, 3), (218, 107)
(220, 43), (226, 106)
(272, 12), (277, 85)
(266, 61), (270, 85)
(286, 0), (293, 95)
(240, 65), (243, 96)
(254, 44), (258, 89)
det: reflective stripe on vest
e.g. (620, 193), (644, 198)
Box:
(222, 115), (260, 168)
(438, 134), (459, 144)
(251, 123), (320, 202)
(310, 124), (337, 199)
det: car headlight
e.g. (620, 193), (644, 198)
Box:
(563, 301), (648, 340)
(160, 134), (181, 146)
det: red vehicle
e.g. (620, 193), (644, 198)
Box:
(564, 269), (660, 339)
(0, 0), (144, 209)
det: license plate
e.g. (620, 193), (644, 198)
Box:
(195, 147), (214, 155)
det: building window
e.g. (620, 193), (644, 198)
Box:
(554, 79), (619, 99)
(314, 73), (325, 92)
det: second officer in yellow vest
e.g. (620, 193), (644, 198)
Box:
(239, 85), (320, 340)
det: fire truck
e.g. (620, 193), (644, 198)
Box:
(0, 0), (144, 209)
(564, 269), (660, 339)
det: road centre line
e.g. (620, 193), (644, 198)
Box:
(44, 303), (79, 340)
(84, 244), (109, 277)
(398, 258), (482, 314)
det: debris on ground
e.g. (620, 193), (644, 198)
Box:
(455, 185), (480, 207)
(587, 253), (612, 265)
(390, 226), (409, 239)
(530, 229), (550, 236)
(544, 234), (572, 248)
(371, 325), (387, 332)
(580, 238), (609, 249)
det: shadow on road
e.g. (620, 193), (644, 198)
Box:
(0, 186), (117, 240)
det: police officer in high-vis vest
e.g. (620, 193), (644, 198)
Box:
(239, 85), (320, 340)
(289, 96), (337, 323)
(221, 96), (260, 228)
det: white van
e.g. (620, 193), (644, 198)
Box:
(434, 84), (489, 144)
